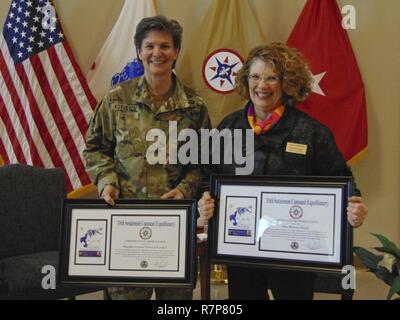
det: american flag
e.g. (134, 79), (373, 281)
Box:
(0, 0), (97, 192)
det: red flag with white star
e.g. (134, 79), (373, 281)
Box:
(287, 0), (368, 164)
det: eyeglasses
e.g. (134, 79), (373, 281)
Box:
(248, 74), (280, 85)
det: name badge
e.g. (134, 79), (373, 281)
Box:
(286, 142), (308, 155)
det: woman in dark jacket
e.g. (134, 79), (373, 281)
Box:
(198, 42), (367, 300)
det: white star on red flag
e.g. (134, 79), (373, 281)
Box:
(311, 71), (326, 96)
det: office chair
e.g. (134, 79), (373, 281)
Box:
(0, 164), (103, 299)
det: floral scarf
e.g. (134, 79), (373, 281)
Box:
(247, 103), (285, 135)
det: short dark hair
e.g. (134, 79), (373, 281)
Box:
(134, 15), (183, 51)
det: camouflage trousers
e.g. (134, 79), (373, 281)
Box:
(107, 287), (193, 300)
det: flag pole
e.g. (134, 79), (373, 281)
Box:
(347, 147), (368, 167)
(67, 183), (98, 199)
(152, 0), (159, 15)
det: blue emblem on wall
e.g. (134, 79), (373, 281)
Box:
(203, 49), (243, 94)
(111, 58), (144, 86)
(209, 57), (239, 86)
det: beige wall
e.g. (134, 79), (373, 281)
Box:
(1, 0), (399, 248)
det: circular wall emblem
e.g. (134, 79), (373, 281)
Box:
(202, 48), (244, 94)
(289, 205), (303, 220)
(139, 226), (152, 240)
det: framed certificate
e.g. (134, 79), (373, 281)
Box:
(58, 199), (197, 288)
(208, 175), (354, 273)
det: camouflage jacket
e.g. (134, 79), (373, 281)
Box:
(83, 75), (211, 199)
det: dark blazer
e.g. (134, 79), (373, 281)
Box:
(204, 101), (359, 194)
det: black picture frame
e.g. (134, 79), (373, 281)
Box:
(58, 199), (197, 288)
(209, 175), (354, 273)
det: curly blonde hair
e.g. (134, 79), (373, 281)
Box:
(236, 42), (312, 106)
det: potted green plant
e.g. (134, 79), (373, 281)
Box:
(354, 233), (400, 300)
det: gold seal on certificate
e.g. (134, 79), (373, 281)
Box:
(139, 227), (152, 240)
(209, 175), (354, 273)
(58, 199), (197, 288)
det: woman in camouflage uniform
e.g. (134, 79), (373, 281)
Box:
(83, 16), (211, 300)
